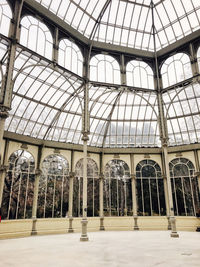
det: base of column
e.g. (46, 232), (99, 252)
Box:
(99, 217), (105, 231)
(80, 235), (89, 241)
(68, 217), (74, 233)
(31, 218), (37, 236)
(31, 231), (37, 236)
(169, 216), (179, 238)
(170, 232), (179, 238)
(196, 227), (200, 232)
(80, 218), (89, 242)
(167, 216), (172, 230)
(133, 215), (139, 230)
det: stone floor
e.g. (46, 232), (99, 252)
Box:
(0, 231), (200, 267)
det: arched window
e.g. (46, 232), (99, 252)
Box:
(104, 159), (132, 216)
(73, 158), (99, 217)
(20, 16), (53, 59)
(161, 53), (192, 88)
(0, 0), (12, 37)
(126, 60), (154, 89)
(58, 39), (83, 76)
(169, 158), (200, 216)
(37, 154), (69, 218)
(136, 160), (166, 216)
(90, 54), (120, 84)
(1, 150), (35, 219)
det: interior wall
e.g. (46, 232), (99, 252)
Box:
(0, 216), (198, 239)
(2, 140), (200, 172)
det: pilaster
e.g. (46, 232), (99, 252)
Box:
(0, 164), (8, 208)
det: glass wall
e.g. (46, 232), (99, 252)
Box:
(58, 38), (83, 76)
(1, 150), (35, 219)
(136, 159), (166, 216)
(37, 154), (69, 218)
(104, 159), (132, 216)
(73, 158), (99, 217)
(90, 54), (120, 84)
(20, 16), (53, 59)
(169, 157), (200, 216)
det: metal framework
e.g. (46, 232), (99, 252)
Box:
(0, 0), (200, 240)
(0, 0), (199, 150)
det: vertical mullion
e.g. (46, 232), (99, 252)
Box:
(189, 176), (196, 216)
(117, 179), (119, 216)
(23, 168), (30, 219)
(173, 175), (178, 216)
(61, 174), (64, 217)
(181, 176), (187, 216)
(52, 176), (56, 218)
(7, 170), (15, 219)
(149, 178), (153, 216)
(141, 178), (145, 216)
(43, 175), (48, 218)
(16, 172), (22, 219)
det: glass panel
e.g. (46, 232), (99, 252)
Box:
(142, 179), (151, 215)
(1, 150), (35, 220)
(161, 53), (192, 88)
(104, 159), (132, 216)
(0, 0), (12, 37)
(20, 16), (53, 59)
(58, 39), (83, 76)
(169, 158), (199, 216)
(37, 154), (69, 218)
(136, 159), (165, 216)
(90, 54), (120, 84)
(126, 60), (154, 89)
(73, 158), (99, 217)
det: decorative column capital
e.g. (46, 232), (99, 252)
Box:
(130, 174), (136, 180)
(99, 173), (104, 180)
(195, 171), (200, 177)
(0, 165), (8, 173)
(0, 106), (10, 119)
(81, 131), (89, 141)
(69, 172), (75, 179)
(35, 169), (42, 176)
(162, 174), (167, 180)
(161, 137), (169, 147)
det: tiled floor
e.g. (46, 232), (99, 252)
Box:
(0, 231), (200, 267)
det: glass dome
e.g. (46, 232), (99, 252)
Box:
(0, 0), (200, 148)
(35, 0), (200, 51)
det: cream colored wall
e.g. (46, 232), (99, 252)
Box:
(7, 141), (38, 165)
(103, 154), (162, 174)
(3, 141), (200, 173)
(168, 151), (196, 169)
(133, 154), (163, 172)
(0, 217), (199, 239)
